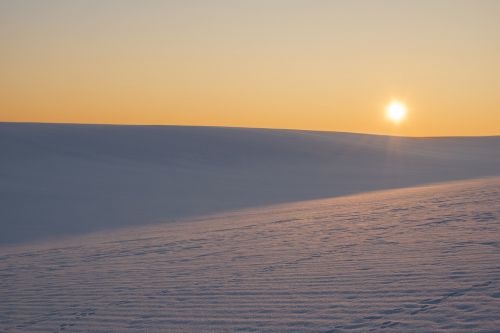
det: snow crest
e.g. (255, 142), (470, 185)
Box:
(1, 123), (500, 244)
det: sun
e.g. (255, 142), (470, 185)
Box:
(386, 101), (407, 124)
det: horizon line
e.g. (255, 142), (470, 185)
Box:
(1, 120), (499, 139)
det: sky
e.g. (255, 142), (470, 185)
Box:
(1, 0), (499, 136)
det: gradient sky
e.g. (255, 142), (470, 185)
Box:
(1, 0), (499, 136)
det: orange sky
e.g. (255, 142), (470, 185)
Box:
(1, 0), (499, 136)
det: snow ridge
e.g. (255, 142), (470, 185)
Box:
(1, 123), (500, 244)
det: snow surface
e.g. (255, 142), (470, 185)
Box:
(1, 123), (500, 244)
(1, 178), (499, 332)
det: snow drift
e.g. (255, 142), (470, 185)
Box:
(1, 122), (499, 244)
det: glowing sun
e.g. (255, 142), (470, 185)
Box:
(386, 101), (407, 124)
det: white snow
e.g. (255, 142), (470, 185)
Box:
(1, 123), (500, 245)
(1, 178), (499, 332)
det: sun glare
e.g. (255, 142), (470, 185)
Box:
(386, 101), (407, 124)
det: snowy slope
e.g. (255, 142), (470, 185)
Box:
(1, 123), (500, 244)
(1, 178), (499, 332)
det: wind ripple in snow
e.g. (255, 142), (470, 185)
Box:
(1, 178), (500, 332)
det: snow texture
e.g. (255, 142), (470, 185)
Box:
(1, 178), (500, 332)
(1, 123), (500, 245)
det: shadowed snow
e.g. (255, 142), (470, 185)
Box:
(1, 123), (499, 244)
